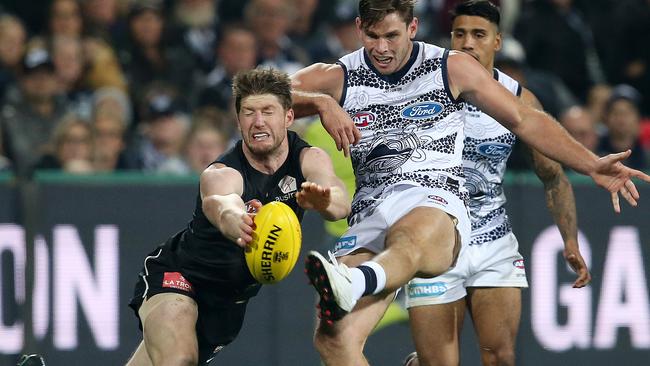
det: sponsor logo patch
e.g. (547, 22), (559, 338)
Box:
(162, 272), (194, 293)
(400, 102), (444, 120)
(334, 236), (357, 252)
(476, 142), (512, 158)
(407, 282), (448, 298)
(352, 112), (376, 127)
(278, 175), (297, 194)
(513, 259), (525, 269)
(428, 194), (448, 205)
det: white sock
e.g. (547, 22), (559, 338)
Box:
(350, 261), (387, 301)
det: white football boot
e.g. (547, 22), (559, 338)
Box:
(305, 250), (356, 323)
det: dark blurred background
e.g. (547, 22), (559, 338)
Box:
(0, 1), (649, 365)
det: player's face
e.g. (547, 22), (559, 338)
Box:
(451, 15), (501, 69)
(238, 94), (293, 156)
(357, 13), (418, 75)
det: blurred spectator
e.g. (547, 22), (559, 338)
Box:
(287, 0), (321, 46)
(51, 35), (94, 119)
(183, 116), (228, 174)
(244, 0), (310, 74)
(80, 0), (128, 45)
(197, 23), (257, 111)
(92, 110), (129, 172)
(41, 0), (127, 92)
(497, 38), (578, 171)
(48, 0), (83, 37)
(34, 114), (94, 174)
(124, 86), (191, 173)
(515, 0), (606, 102)
(495, 38), (577, 119)
(560, 106), (598, 153)
(93, 86), (133, 129)
(0, 47), (70, 177)
(598, 84), (647, 170)
(612, 0), (650, 115)
(585, 83), (611, 134)
(307, 2), (361, 63)
(0, 14), (27, 101)
(193, 105), (238, 146)
(82, 37), (128, 92)
(169, 0), (220, 72)
(119, 1), (196, 118)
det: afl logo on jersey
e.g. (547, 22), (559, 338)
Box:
(401, 102), (443, 120)
(476, 142), (512, 158)
(352, 111), (376, 127)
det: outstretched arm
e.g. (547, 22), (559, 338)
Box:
(200, 164), (258, 248)
(297, 147), (351, 221)
(291, 63), (361, 156)
(448, 51), (650, 209)
(523, 86), (590, 288)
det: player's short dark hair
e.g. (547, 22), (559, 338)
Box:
(358, 0), (416, 30)
(232, 68), (292, 113)
(450, 0), (501, 28)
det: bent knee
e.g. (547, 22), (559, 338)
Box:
(479, 346), (515, 366)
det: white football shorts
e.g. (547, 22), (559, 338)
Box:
(332, 184), (471, 259)
(405, 231), (529, 308)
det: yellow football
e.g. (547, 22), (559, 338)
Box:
(245, 201), (302, 284)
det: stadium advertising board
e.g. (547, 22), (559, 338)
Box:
(0, 180), (648, 365)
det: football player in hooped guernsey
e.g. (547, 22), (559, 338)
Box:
(403, 1), (589, 365)
(126, 69), (350, 366)
(290, 0), (650, 365)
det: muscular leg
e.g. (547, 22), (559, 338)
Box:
(467, 288), (521, 366)
(126, 293), (199, 366)
(407, 299), (466, 366)
(314, 207), (459, 366)
(314, 250), (395, 366)
(375, 207), (459, 290)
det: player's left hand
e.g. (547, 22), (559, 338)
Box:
(296, 182), (331, 212)
(563, 241), (591, 288)
(589, 150), (650, 213)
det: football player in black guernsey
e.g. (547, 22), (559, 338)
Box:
(126, 68), (351, 366)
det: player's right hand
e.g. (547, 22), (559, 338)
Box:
(320, 104), (361, 157)
(221, 208), (256, 248)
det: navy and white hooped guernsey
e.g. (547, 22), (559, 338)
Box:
(337, 41), (468, 225)
(462, 68), (521, 245)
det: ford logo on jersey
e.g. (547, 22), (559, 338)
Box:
(477, 142), (512, 158)
(401, 102), (443, 120)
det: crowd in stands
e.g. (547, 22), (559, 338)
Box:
(0, 0), (648, 178)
